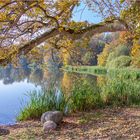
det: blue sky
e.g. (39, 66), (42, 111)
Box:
(72, 2), (102, 23)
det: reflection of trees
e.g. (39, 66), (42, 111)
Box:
(0, 57), (63, 89)
(61, 72), (97, 94)
(0, 58), (43, 86)
(0, 56), (98, 93)
(0, 59), (99, 97)
(42, 68), (63, 90)
(29, 68), (43, 86)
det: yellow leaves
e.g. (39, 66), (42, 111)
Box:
(0, 0), (10, 6)
(0, 46), (19, 66)
(0, 49), (6, 60)
(58, 27), (63, 32)
(131, 40), (140, 68)
(131, 45), (140, 56)
(131, 40), (140, 56)
(67, 21), (89, 32)
(121, 4), (140, 39)
(0, 13), (7, 20)
(120, 0), (125, 3)
(56, 0), (78, 10)
(98, 44), (110, 66)
(119, 31), (131, 43)
(58, 21), (89, 34)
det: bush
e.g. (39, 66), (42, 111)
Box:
(106, 45), (130, 66)
(107, 56), (131, 68)
(115, 45), (130, 57)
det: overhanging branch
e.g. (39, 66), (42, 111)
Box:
(0, 20), (127, 64)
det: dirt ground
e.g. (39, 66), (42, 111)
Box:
(0, 107), (140, 140)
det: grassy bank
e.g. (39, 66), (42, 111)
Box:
(17, 89), (70, 121)
(18, 77), (140, 121)
(63, 65), (107, 76)
(17, 65), (140, 121)
(63, 65), (140, 79)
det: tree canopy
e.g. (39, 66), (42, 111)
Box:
(0, 0), (139, 64)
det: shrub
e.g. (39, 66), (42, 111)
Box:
(106, 45), (130, 66)
(106, 56), (131, 68)
(115, 45), (130, 57)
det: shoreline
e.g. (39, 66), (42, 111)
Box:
(1, 107), (140, 139)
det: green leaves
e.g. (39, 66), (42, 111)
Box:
(120, 0), (125, 4)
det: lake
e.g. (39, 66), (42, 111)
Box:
(0, 63), (140, 125)
(0, 63), (96, 125)
(0, 64), (43, 125)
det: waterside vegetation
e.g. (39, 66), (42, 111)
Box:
(18, 70), (140, 121)
(63, 65), (140, 79)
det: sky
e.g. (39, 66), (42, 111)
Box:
(72, 2), (102, 23)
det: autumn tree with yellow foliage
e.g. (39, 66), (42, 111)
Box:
(0, 0), (139, 65)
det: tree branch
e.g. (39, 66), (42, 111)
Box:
(0, 19), (127, 64)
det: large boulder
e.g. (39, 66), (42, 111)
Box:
(43, 121), (57, 132)
(41, 111), (63, 124)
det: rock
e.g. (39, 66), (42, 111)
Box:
(0, 128), (10, 136)
(43, 121), (57, 132)
(41, 111), (63, 124)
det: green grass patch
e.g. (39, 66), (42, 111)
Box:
(63, 65), (107, 76)
(63, 65), (140, 80)
(17, 88), (70, 121)
(18, 68), (140, 121)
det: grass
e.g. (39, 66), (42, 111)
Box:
(107, 68), (140, 80)
(18, 73), (140, 121)
(70, 80), (103, 112)
(17, 82), (102, 121)
(17, 88), (70, 121)
(63, 65), (107, 76)
(101, 78), (140, 106)
(63, 65), (140, 80)
(17, 65), (140, 121)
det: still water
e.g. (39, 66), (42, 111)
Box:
(0, 62), (94, 125)
(0, 60), (58, 125)
(1, 62), (139, 125)
(0, 80), (40, 125)
(0, 64), (43, 125)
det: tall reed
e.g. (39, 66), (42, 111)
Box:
(17, 88), (70, 121)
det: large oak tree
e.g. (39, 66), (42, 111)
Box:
(0, 0), (139, 64)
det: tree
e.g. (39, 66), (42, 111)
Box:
(0, 0), (139, 64)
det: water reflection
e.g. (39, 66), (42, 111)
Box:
(0, 60), (59, 124)
(0, 61), (98, 124)
(1, 61), (140, 125)
(0, 80), (41, 125)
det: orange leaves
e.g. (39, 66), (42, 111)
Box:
(119, 31), (131, 43)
